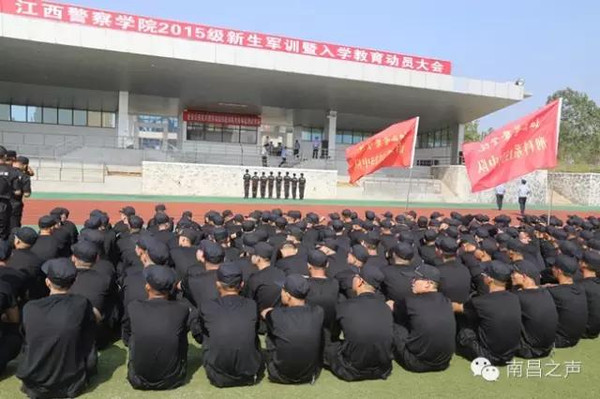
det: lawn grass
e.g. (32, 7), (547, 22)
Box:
(1, 337), (599, 398)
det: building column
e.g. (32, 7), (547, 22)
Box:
(117, 91), (130, 148)
(450, 123), (465, 165)
(326, 110), (337, 160)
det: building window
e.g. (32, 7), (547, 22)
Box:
(58, 109), (73, 125)
(0, 104), (9, 121)
(73, 110), (87, 126)
(88, 111), (102, 127)
(43, 107), (58, 124)
(10, 105), (27, 122)
(102, 112), (116, 128)
(186, 122), (258, 144)
(27, 106), (42, 123)
(301, 127), (323, 142)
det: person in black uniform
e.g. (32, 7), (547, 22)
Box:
(579, 250), (600, 338)
(275, 172), (283, 199)
(261, 274), (324, 384)
(306, 249), (339, 340)
(291, 173), (298, 200)
(114, 206), (136, 235)
(17, 258), (96, 398)
(382, 243), (417, 303)
(181, 241), (224, 309)
(435, 237), (471, 304)
(152, 212), (177, 250)
(31, 215), (61, 262)
(245, 242), (285, 314)
(547, 254), (588, 347)
(391, 264), (456, 372)
(10, 155), (31, 230)
(50, 207), (78, 257)
(197, 262), (265, 387)
(267, 172), (275, 199)
(275, 241), (308, 276)
(0, 147), (21, 240)
(170, 228), (200, 280)
(326, 264), (393, 381)
(510, 260), (558, 358)
(123, 265), (189, 390)
(453, 261), (521, 366)
(251, 172), (259, 199)
(0, 257), (21, 374)
(283, 172), (291, 200)
(260, 172), (268, 199)
(298, 173), (306, 200)
(8, 227), (45, 299)
(243, 169), (251, 199)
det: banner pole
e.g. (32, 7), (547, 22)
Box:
(405, 117), (420, 210)
(547, 98), (563, 224)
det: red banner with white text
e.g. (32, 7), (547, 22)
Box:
(0, 0), (452, 75)
(346, 117), (419, 184)
(462, 99), (561, 192)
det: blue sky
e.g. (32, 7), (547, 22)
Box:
(68, 0), (599, 131)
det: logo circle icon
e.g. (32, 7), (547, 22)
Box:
(470, 357), (491, 376)
(481, 365), (500, 382)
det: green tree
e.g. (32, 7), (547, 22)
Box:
(463, 120), (481, 142)
(547, 88), (600, 164)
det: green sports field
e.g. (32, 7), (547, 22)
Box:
(1, 337), (599, 399)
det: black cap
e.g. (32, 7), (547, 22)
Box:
(80, 229), (105, 249)
(279, 274), (310, 299)
(38, 215), (57, 229)
(392, 242), (414, 260)
(217, 262), (243, 287)
(120, 206), (136, 216)
(554, 254), (578, 276)
(423, 229), (438, 243)
(331, 220), (344, 232)
(317, 239), (338, 252)
(365, 210), (376, 221)
(143, 265), (176, 293)
(329, 212), (340, 220)
(275, 217), (288, 229)
(154, 212), (170, 225)
(559, 240), (583, 260)
(513, 260), (540, 281)
(42, 258), (77, 286)
(15, 227), (38, 246)
(201, 241), (225, 264)
(436, 236), (458, 254)
(414, 264), (441, 283)
(363, 231), (380, 246)
(341, 209), (352, 217)
(128, 215), (144, 229)
(155, 204), (166, 212)
(179, 228), (200, 244)
(287, 210), (302, 220)
(481, 261), (512, 282)
(84, 216), (102, 230)
(213, 227), (228, 243)
(357, 264), (384, 289)
(6, 150), (16, 159)
(308, 249), (328, 268)
(507, 239), (525, 252)
(582, 250), (600, 272)
(137, 236), (170, 265)
(350, 244), (370, 264)
(16, 155), (29, 164)
(0, 240), (12, 261)
(241, 220), (255, 232)
(253, 242), (274, 259)
(430, 211), (443, 219)
(588, 239), (600, 251)
(72, 241), (98, 263)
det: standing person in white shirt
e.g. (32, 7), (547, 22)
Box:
(518, 179), (531, 215)
(495, 184), (506, 211)
(261, 145), (268, 167)
(279, 147), (288, 167)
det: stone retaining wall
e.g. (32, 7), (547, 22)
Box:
(549, 173), (600, 206)
(142, 162), (338, 199)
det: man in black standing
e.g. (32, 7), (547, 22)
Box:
(261, 274), (324, 384)
(243, 169), (251, 199)
(124, 265), (190, 390)
(298, 173), (306, 200)
(291, 173), (298, 200)
(0, 147), (21, 240)
(267, 172), (275, 199)
(326, 264), (394, 381)
(197, 262), (264, 387)
(283, 172), (291, 200)
(260, 172), (268, 199)
(251, 172), (259, 199)
(275, 172), (283, 199)
(17, 258), (96, 398)
(10, 155), (31, 230)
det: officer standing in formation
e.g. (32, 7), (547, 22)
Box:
(251, 172), (259, 199)
(298, 173), (307, 200)
(291, 174), (298, 200)
(283, 172), (291, 200)
(267, 172), (275, 199)
(0, 147), (22, 239)
(259, 172), (267, 199)
(243, 170), (251, 199)
(11, 156), (32, 229)
(275, 172), (283, 199)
